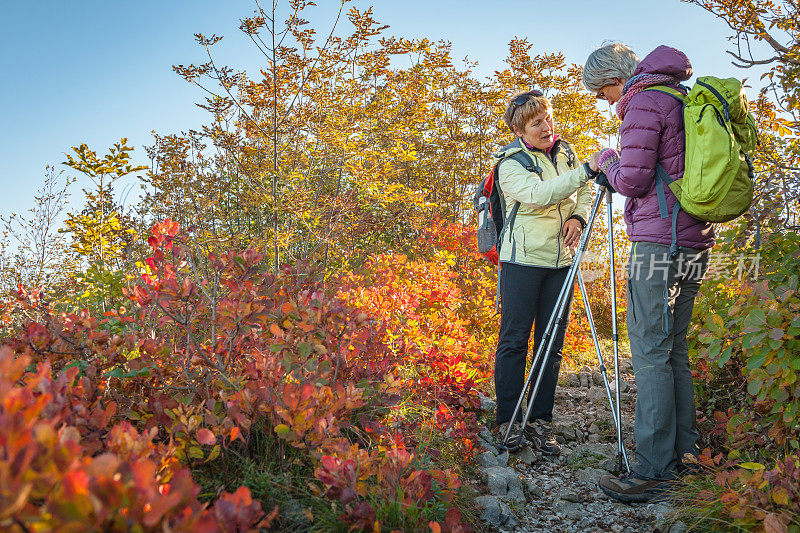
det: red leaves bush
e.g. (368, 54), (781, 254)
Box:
(0, 348), (275, 532)
(1, 219), (475, 531)
(673, 450), (800, 531)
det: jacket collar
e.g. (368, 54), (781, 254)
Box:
(520, 134), (561, 155)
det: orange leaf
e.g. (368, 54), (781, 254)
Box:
(63, 470), (90, 498)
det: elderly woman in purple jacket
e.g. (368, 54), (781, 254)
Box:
(582, 43), (713, 502)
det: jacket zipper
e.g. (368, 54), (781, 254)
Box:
(529, 143), (568, 267)
(550, 148), (563, 268)
(556, 202), (563, 267)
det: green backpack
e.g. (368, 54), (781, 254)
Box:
(645, 77), (757, 254)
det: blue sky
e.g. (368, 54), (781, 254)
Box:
(0, 0), (772, 220)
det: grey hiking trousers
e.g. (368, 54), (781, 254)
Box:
(626, 241), (710, 479)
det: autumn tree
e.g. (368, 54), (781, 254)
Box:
(62, 139), (146, 312)
(144, 2), (616, 279)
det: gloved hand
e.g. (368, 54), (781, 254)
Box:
(597, 148), (620, 174)
(595, 173), (616, 193)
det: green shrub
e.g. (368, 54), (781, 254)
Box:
(691, 224), (800, 451)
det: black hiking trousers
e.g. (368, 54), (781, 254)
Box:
(495, 262), (572, 425)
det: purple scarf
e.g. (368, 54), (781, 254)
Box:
(616, 73), (679, 119)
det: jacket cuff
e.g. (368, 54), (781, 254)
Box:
(583, 162), (599, 179)
(567, 214), (587, 229)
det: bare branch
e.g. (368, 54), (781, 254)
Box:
(279, 1), (348, 128)
(726, 50), (782, 67)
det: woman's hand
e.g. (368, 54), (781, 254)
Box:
(562, 218), (583, 249)
(589, 151), (602, 172)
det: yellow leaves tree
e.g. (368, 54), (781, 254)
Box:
(492, 38), (618, 159)
(62, 139), (146, 312)
(148, 2), (615, 276)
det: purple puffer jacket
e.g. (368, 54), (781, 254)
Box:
(604, 45), (715, 250)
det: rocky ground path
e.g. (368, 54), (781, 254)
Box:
(469, 360), (689, 533)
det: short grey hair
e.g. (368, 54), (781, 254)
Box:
(583, 43), (640, 92)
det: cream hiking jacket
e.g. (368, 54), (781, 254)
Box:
(495, 138), (593, 268)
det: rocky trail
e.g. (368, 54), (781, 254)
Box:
(469, 360), (690, 533)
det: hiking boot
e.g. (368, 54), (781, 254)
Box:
(523, 419), (561, 456)
(497, 422), (529, 451)
(598, 472), (669, 503)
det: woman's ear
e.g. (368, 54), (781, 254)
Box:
(512, 124), (523, 138)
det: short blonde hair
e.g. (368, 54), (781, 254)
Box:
(502, 91), (552, 133)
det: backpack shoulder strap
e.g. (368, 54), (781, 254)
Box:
(555, 139), (578, 168)
(506, 150), (542, 176)
(647, 86), (689, 338)
(497, 138), (543, 177)
(654, 164), (682, 337)
(654, 164), (676, 219)
(644, 85), (685, 104)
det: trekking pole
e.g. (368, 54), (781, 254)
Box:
(501, 185), (607, 450)
(605, 186), (629, 474)
(576, 270), (630, 471)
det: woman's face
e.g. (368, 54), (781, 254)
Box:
(596, 78), (626, 105)
(514, 109), (555, 151)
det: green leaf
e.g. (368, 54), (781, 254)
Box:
(188, 446), (204, 460)
(103, 367), (126, 379)
(743, 308), (767, 331)
(298, 342), (312, 359)
(747, 379), (762, 396)
(718, 347), (733, 365)
(743, 332), (767, 350)
(739, 462), (765, 470)
(770, 387), (789, 403)
(709, 343), (722, 359)
(746, 351), (767, 370)
(205, 444), (221, 463)
(274, 424), (292, 438)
